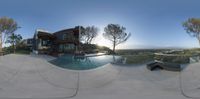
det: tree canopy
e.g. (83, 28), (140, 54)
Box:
(103, 24), (131, 53)
(0, 17), (18, 51)
(183, 18), (200, 44)
(80, 26), (99, 44)
(6, 33), (22, 53)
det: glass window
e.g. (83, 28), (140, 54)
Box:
(59, 44), (64, 52)
(63, 33), (73, 40)
(63, 34), (67, 40)
(59, 44), (75, 52)
(41, 40), (51, 46)
(27, 39), (32, 44)
(64, 44), (74, 51)
(42, 40), (47, 46)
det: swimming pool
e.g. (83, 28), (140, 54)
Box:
(49, 55), (122, 70)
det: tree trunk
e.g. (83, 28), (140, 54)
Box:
(13, 43), (15, 53)
(86, 37), (90, 44)
(199, 39), (200, 46)
(113, 40), (116, 54)
(198, 35), (200, 46)
(89, 38), (92, 44)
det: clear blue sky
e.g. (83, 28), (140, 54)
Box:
(0, 0), (200, 49)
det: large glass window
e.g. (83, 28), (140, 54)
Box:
(59, 44), (64, 52)
(63, 33), (74, 40)
(59, 44), (75, 52)
(41, 40), (51, 46)
(63, 34), (68, 40)
(64, 44), (74, 51)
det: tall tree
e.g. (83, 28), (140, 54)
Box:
(80, 26), (99, 44)
(183, 18), (200, 45)
(6, 33), (22, 53)
(0, 17), (18, 52)
(103, 24), (131, 53)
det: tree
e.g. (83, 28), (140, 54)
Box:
(80, 26), (99, 44)
(6, 33), (22, 53)
(0, 17), (18, 52)
(103, 24), (131, 53)
(183, 18), (200, 45)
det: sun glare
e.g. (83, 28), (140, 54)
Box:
(96, 39), (110, 47)
(94, 35), (112, 48)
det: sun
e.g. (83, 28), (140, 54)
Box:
(94, 35), (112, 48)
(96, 39), (110, 47)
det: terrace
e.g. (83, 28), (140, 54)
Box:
(0, 54), (198, 99)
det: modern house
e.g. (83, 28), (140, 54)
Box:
(21, 38), (33, 50)
(32, 26), (81, 55)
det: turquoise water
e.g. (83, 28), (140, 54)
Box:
(49, 55), (122, 70)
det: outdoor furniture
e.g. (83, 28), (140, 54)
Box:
(147, 61), (181, 71)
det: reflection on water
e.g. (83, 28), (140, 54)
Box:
(49, 55), (122, 70)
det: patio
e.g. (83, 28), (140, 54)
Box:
(0, 54), (193, 99)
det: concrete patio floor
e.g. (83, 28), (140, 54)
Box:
(0, 54), (197, 99)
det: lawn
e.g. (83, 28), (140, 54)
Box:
(116, 48), (200, 64)
(15, 50), (31, 54)
(121, 54), (154, 64)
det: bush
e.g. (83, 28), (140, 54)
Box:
(3, 43), (31, 54)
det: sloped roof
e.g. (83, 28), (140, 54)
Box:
(37, 31), (55, 39)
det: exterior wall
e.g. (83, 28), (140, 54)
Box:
(32, 26), (80, 54)
(27, 39), (33, 46)
(22, 38), (33, 49)
(22, 38), (33, 46)
(32, 33), (37, 51)
(32, 30), (53, 54)
(52, 27), (79, 53)
(53, 29), (78, 42)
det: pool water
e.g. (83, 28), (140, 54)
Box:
(49, 55), (122, 70)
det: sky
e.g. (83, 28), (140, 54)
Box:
(0, 0), (200, 49)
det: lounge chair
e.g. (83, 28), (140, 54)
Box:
(146, 61), (181, 71)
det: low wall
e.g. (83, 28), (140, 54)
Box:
(154, 54), (190, 64)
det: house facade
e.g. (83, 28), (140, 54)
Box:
(32, 26), (81, 55)
(21, 38), (33, 50)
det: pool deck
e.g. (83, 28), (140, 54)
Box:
(0, 54), (198, 99)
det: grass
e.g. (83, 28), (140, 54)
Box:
(121, 54), (154, 64)
(116, 48), (200, 64)
(15, 50), (30, 54)
(116, 49), (156, 64)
